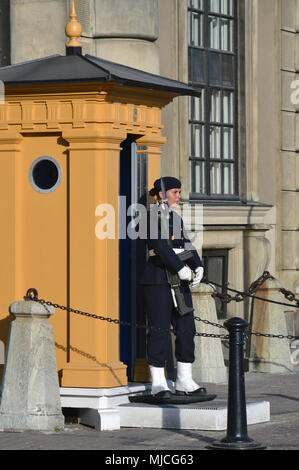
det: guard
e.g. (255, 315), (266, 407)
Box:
(134, 177), (216, 405)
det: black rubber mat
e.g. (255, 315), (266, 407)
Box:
(129, 393), (217, 405)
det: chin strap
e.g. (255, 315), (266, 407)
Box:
(160, 177), (170, 220)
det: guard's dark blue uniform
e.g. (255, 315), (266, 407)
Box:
(139, 206), (203, 368)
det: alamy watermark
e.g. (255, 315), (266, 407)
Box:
(290, 80), (299, 105)
(95, 196), (203, 250)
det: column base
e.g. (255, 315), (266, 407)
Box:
(246, 358), (296, 374)
(192, 366), (228, 384)
(80, 408), (120, 431)
(206, 438), (266, 450)
(0, 412), (64, 432)
(61, 361), (128, 388)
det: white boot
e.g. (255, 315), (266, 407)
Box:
(175, 361), (200, 393)
(149, 365), (171, 396)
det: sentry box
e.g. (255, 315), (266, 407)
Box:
(0, 4), (200, 389)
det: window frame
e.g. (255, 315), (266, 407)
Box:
(188, 0), (239, 201)
(29, 156), (62, 194)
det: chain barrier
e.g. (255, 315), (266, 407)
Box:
(24, 288), (230, 340)
(205, 270), (299, 341)
(24, 269), (299, 342)
(207, 270), (299, 309)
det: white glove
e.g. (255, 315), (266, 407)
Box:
(191, 266), (204, 287)
(177, 266), (192, 282)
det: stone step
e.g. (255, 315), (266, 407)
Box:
(60, 384), (270, 432)
(118, 399), (270, 431)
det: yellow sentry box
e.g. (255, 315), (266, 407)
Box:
(0, 4), (199, 388)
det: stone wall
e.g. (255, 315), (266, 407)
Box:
(10, 0), (160, 74)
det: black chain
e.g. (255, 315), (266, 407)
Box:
(25, 289), (229, 340)
(208, 271), (299, 309)
(24, 286), (299, 341)
(279, 287), (299, 306)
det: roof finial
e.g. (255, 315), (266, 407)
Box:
(65, 0), (82, 54)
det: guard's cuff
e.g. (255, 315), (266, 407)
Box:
(194, 266), (203, 274)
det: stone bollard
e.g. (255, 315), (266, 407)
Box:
(191, 282), (227, 384)
(0, 298), (64, 431)
(247, 278), (294, 373)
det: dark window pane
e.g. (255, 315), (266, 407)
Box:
(203, 249), (229, 319)
(32, 159), (59, 190)
(208, 256), (225, 317)
(222, 54), (234, 86)
(189, 48), (206, 83)
(209, 52), (221, 85)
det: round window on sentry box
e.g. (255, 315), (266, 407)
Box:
(29, 156), (62, 193)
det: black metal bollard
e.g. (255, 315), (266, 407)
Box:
(207, 317), (266, 450)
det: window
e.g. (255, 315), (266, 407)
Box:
(203, 248), (229, 319)
(188, 0), (238, 199)
(29, 156), (62, 193)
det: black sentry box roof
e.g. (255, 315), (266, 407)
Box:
(0, 53), (201, 97)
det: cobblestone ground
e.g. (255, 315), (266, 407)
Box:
(0, 372), (298, 454)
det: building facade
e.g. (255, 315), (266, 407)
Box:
(0, 0), (298, 381)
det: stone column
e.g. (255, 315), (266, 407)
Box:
(191, 283), (227, 384)
(244, 224), (272, 286)
(60, 129), (128, 388)
(81, 0), (160, 74)
(244, 224), (272, 322)
(0, 299), (64, 431)
(247, 278), (295, 373)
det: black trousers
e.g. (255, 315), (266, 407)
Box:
(143, 285), (196, 368)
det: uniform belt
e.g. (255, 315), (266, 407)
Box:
(148, 248), (184, 257)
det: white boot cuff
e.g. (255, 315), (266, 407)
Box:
(175, 361), (199, 392)
(149, 366), (170, 395)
